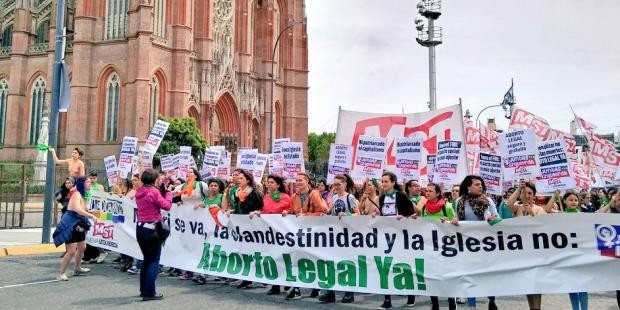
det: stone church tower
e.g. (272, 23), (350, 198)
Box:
(0, 0), (308, 161)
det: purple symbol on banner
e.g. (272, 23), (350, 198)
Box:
(595, 224), (620, 258)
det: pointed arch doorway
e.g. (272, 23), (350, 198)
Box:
(213, 92), (239, 155)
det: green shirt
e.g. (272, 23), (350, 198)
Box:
(204, 193), (223, 208)
(421, 203), (455, 220)
(91, 183), (105, 192)
(564, 207), (580, 213)
(229, 185), (239, 213)
(498, 202), (514, 219)
(410, 194), (422, 205)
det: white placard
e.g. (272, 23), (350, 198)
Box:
(395, 137), (423, 182)
(177, 146), (192, 180)
(103, 155), (118, 187)
(201, 148), (222, 180)
(118, 136), (138, 179)
(253, 153), (269, 182)
(352, 135), (387, 181)
(500, 128), (540, 181)
(237, 148), (258, 171)
(433, 141), (462, 187)
(143, 120), (170, 155)
(327, 144), (354, 183)
(479, 153), (502, 195)
(535, 139), (576, 193)
(282, 142), (305, 181)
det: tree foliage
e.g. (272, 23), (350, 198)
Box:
(307, 132), (335, 162)
(155, 116), (209, 166)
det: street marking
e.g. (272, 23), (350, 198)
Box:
(0, 279), (60, 289)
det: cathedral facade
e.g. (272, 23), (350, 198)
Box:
(0, 0), (308, 161)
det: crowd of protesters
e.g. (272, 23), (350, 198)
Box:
(48, 147), (620, 309)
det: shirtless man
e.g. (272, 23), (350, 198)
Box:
(49, 147), (86, 178)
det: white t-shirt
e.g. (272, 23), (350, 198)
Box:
(329, 193), (357, 216)
(381, 195), (398, 216)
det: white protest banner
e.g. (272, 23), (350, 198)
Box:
(352, 135), (387, 181)
(509, 108), (577, 157)
(201, 148), (222, 179)
(160, 154), (177, 172)
(464, 119), (480, 174)
(253, 153), (269, 181)
(118, 136), (138, 179)
(336, 104), (468, 182)
(139, 146), (153, 170)
(282, 142), (304, 181)
(327, 144), (354, 183)
(535, 139), (576, 193)
(500, 128), (540, 181)
(425, 155), (436, 185)
(237, 148), (258, 171)
(394, 137), (422, 182)
(269, 153), (285, 177)
(85, 192), (620, 297)
(273, 138), (291, 154)
(143, 120), (170, 155)
(479, 153), (502, 195)
(217, 150), (232, 180)
(103, 155), (118, 187)
(177, 146), (192, 180)
(588, 135), (620, 169)
(434, 141), (462, 187)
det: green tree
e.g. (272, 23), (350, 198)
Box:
(307, 132), (335, 162)
(154, 116), (209, 167)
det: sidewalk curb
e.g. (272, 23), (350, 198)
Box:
(0, 244), (65, 256)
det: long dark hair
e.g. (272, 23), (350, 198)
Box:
(190, 167), (202, 181)
(266, 174), (286, 193)
(334, 174), (355, 194)
(60, 177), (75, 199)
(237, 169), (255, 188)
(459, 175), (486, 197)
(75, 176), (88, 197)
(141, 168), (159, 187)
(381, 171), (402, 192)
(207, 178), (225, 193)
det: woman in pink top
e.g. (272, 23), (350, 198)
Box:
(134, 169), (172, 301)
(248, 174), (291, 296)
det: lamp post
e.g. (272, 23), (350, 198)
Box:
(415, 0), (443, 111)
(475, 80), (516, 129)
(269, 21), (302, 153)
(42, 0), (66, 243)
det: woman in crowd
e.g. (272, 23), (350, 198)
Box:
(597, 190), (619, 213)
(134, 168), (172, 301)
(375, 171), (416, 310)
(507, 180), (545, 310)
(358, 179), (380, 215)
(579, 191), (596, 213)
(497, 187), (517, 219)
(224, 169), (263, 289)
(249, 174), (291, 295)
(405, 179), (427, 213)
(289, 172), (327, 299)
(318, 173), (358, 304)
(54, 176), (96, 281)
(456, 175), (499, 310)
(55, 177), (75, 218)
(421, 183), (457, 310)
(316, 179), (330, 202)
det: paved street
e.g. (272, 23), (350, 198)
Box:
(0, 254), (617, 310)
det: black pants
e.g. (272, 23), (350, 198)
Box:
(136, 225), (163, 297)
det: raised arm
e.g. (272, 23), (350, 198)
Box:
(545, 190), (561, 213)
(48, 148), (69, 165)
(507, 180), (524, 210)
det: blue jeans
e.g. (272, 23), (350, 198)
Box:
(569, 292), (588, 310)
(136, 225), (162, 297)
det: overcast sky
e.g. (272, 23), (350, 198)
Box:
(305, 0), (620, 135)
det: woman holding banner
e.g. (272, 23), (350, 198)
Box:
(507, 180), (545, 310)
(318, 173), (358, 304)
(374, 171), (416, 310)
(290, 172), (326, 300)
(248, 174), (291, 296)
(421, 183), (458, 310)
(134, 169), (172, 301)
(225, 169), (263, 289)
(455, 175), (499, 310)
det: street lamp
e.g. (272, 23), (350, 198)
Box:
(415, 0), (443, 111)
(475, 79), (516, 129)
(269, 21), (303, 153)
